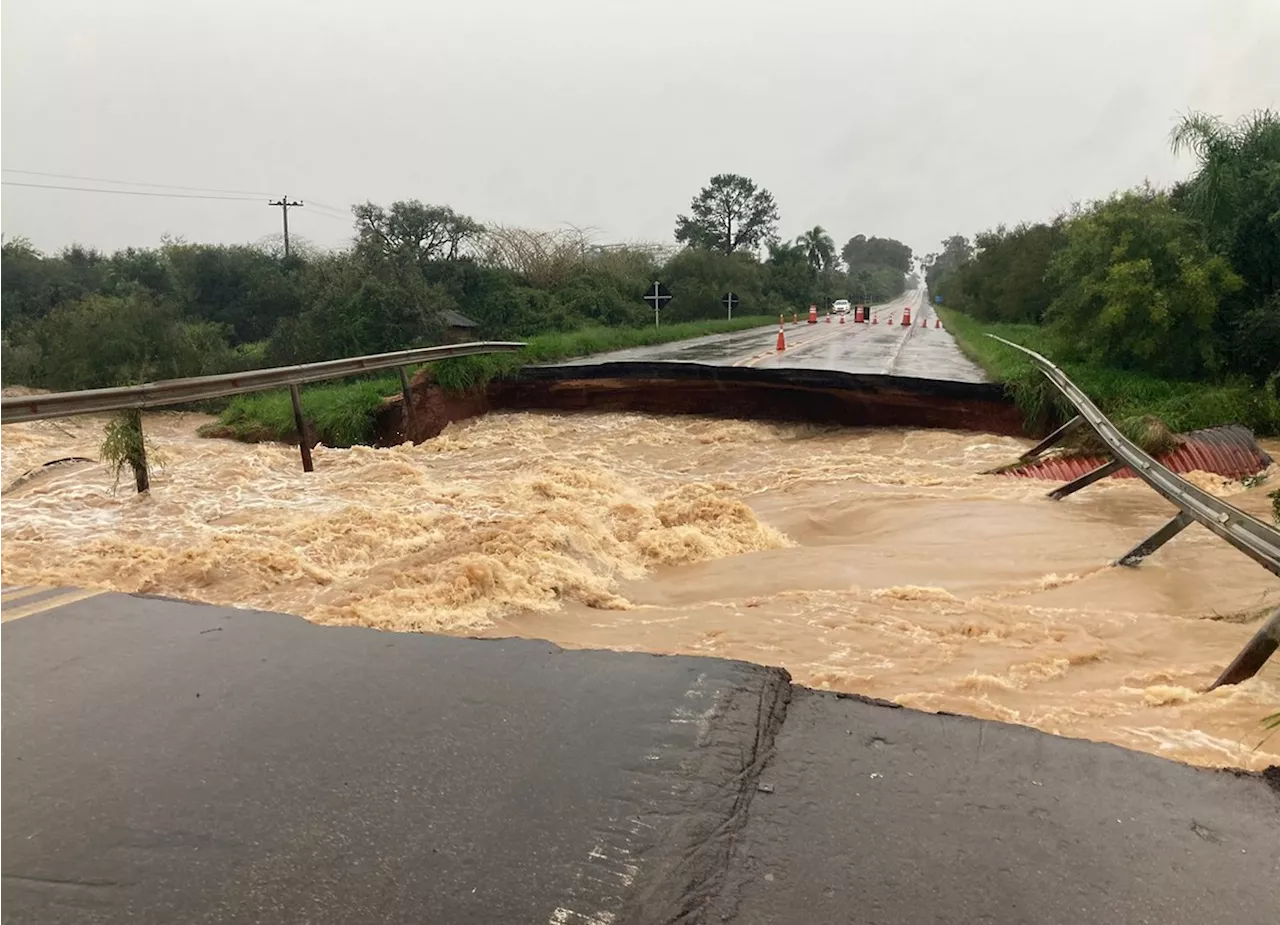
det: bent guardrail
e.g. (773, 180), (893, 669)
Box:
(990, 335), (1280, 688)
(0, 341), (524, 483)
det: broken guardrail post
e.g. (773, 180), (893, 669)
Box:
(289, 384), (314, 473)
(1115, 511), (1193, 567)
(1046, 458), (1126, 500)
(1018, 415), (1085, 464)
(1208, 607), (1280, 690)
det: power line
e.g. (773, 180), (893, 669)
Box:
(1, 180), (263, 202)
(305, 208), (354, 223)
(4, 166), (358, 217)
(2, 168), (271, 197)
(305, 198), (350, 216)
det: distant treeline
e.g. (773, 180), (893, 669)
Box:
(0, 177), (910, 392)
(925, 110), (1279, 387)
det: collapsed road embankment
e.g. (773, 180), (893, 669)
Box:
(375, 362), (1028, 445)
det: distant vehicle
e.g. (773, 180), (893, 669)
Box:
(832, 299), (852, 315)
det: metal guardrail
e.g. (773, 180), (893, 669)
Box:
(991, 335), (1280, 689)
(0, 341), (525, 424)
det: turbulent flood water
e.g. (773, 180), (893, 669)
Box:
(2, 409), (1278, 770)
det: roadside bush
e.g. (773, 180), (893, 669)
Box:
(1045, 190), (1241, 379)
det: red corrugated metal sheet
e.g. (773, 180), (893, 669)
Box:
(1001, 424), (1274, 482)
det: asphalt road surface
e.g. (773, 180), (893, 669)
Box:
(4, 589), (1278, 924)
(554, 288), (989, 384)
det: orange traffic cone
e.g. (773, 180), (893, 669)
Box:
(888, 316), (894, 326)
(921, 317), (927, 327)
(839, 314), (845, 324)
(872, 315), (878, 325)
(776, 324), (786, 352)
(826, 313), (831, 323)
(935, 318), (942, 328)
(793, 312), (799, 324)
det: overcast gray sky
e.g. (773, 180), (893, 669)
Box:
(3, 0), (1277, 259)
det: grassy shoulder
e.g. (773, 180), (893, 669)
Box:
(201, 315), (778, 446)
(938, 307), (1280, 437)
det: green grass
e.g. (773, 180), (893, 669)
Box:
(204, 316), (778, 446)
(203, 376), (402, 447)
(938, 308), (1280, 437)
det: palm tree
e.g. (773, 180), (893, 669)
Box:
(1169, 108), (1280, 248)
(796, 226), (836, 273)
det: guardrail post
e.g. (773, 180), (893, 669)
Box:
(1115, 511), (1192, 566)
(1207, 607), (1280, 690)
(289, 384), (314, 473)
(1046, 458), (1126, 500)
(1018, 415), (1085, 463)
(132, 414), (150, 493)
(398, 366), (414, 431)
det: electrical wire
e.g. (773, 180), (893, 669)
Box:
(1, 168), (272, 198)
(304, 208), (354, 223)
(1, 181), (264, 202)
(306, 198), (350, 215)
(3, 171), (352, 221)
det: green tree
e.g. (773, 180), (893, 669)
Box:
(22, 290), (231, 390)
(842, 234), (913, 275)
(661, 247), (769, 320)
(1045, 190), (1241, 378)
(796, 226), (837, 272)
(1171, 109), (1280, 384)
(925, 234), (975, 299)
(105, 247), (174, 297)
(164, 243), (304, 344)
(353, 200), (486, 269)
(943, 221), (1067, 323)
(1, 239), (105, 330)
(837, 234), (911, 304)
(765, 240), (816, 307)
(1171, 110), (1280, 260)
(269, 255), (453, 364)
(674, 174), (779, 255)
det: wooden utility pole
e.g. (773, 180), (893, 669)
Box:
(269, 195), (304, 258)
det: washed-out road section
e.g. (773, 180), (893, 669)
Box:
(3, 592), (1277, 924)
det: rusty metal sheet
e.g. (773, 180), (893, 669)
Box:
(1000, 424), (1273, 482)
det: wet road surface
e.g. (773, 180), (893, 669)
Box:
(4, 592), (1277, 924)
(553, 288), (989, 384)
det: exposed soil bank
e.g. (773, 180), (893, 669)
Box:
(374, 362), (1027, 445)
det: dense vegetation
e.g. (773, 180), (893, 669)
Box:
(0, 173), (909, 393)
(927, 110), (1280, 406)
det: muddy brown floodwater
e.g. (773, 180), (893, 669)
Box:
(2, 410), (1278, 770)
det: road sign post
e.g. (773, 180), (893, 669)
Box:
(721, 291), (739, 320)
(644, 282), (672, 329)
